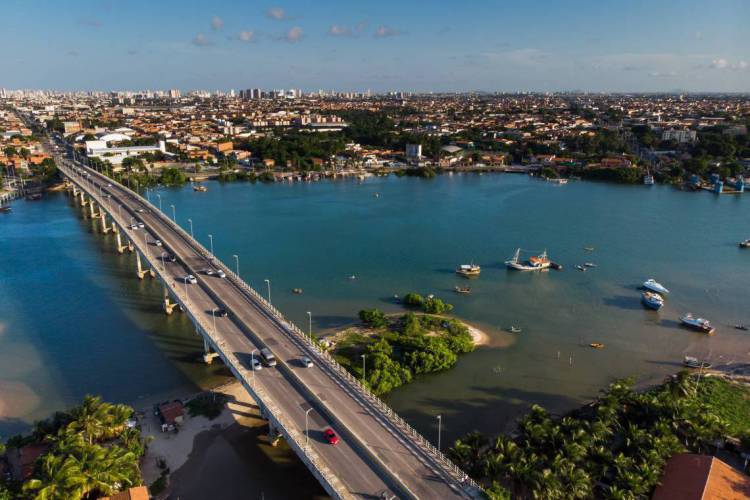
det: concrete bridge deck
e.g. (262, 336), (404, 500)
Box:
(54, 146), (481, 500)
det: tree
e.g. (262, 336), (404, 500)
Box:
(402, 293), (424, 307)
(358, 308), (387, 328)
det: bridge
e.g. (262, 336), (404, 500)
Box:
(48, 137), (481, 499)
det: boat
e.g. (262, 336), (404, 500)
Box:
(641, 291), (664, 310)
(547, 177), (568, 184)
(292, 288), (303, 294)
(193, 184), (208, 192)
(508, 326), (522, 333)
(348, 275), (357, 280)
(680, 313), (715, 334)
(583, 246), (595, 252)
(739, 239), (750, 248)
(589, 342), (605, 349)
(734, 324), (748, 331)
(505, 249), (551, 271)
(454, 286), (471, 294)
(683, 356), (711, 369)
(644, 171), (655, 185)
(550, 262), (563, 270)
(26, 193), (42, 201)
(456, 264), (481, 277)
(0, 206), (11, 213)
(584, 262), (597, 268)
(643, 279), (670, 295)
(575, 265), (586, 271)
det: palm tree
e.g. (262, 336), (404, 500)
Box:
(23, 454), (86, 500)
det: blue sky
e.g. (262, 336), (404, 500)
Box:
(1, 0), (748, 92)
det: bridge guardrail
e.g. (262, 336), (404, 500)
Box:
(65, 160), (481, 495)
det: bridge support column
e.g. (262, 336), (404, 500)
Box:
(100, 212), (110, 234)
(116, 232), (125, 254)
(268, 420), (282, 447)
(89, 199), (98, 218)
(136, 251), (149, 279)
(126, 237), (134, 253)
(163, 286), (177, 315)
(111, 220), (118, 234)
(72, 186), (79, 197)
(202, 338), (219, 364)
(79, 191), (87, 206)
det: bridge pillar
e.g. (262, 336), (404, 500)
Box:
(202, 337), (219, 364)
(268, 420), (282, 447)
(115, 232), (125, 254)
(100, 212), (110, 234)
(126, 236), (134, 253)
(72, 186), (79, 197)
(163, 285), (177, 315)
(79, 191), (87, 206)
(110, 220), (118, 234)
(89, 199), (98, 218)
(136, 251), (149, 279)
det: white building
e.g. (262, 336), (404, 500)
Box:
(661, 128), (697, 144)
(86, 140), (168, 165)
(405, 143), (422, 161)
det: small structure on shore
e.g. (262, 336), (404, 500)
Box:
(157, 401), (185, 432)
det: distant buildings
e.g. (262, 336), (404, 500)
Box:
(405, 143), (422, 161)
(661, 128), (697, 144)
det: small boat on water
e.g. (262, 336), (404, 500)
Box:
(643, 279), (669, 295)
(734, 324), (748, 331)
(584, 262), (597, 268)
(680, 313), (715, 334)
(547, 177), (568, 184)
(454, 286), (471, 294)
(590, 342), (605, 349)
(348, 275), (357, 280)
(26, 193), (42, 201)
(641, 291), (664, 310)
(505, 248), (551, 271)
(550, 262), (563, 270)
(683, 356), (711, 369)
(292, 288), (303, 294)
(575, 265), (586, 271)
(0, 206), (11, 213)
(509, 326), (522, 333)
(456, 264), (481, 277)
(193, 184), (208, 192)
(740, 239), (750, 248)
(583, 246), (595, 252)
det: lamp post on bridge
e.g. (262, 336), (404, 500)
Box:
(305, 407), (314, 448)
(208, 234), (214, 258)
(170, 204), (176, 222)
(264, 279), (271, 304)
(156, 194), (162, 212)
(187, 218), (194, 239)
(233, 254), (239, 279)
(251, 349), (258, 385)
(307, 311), (312, 342)
(361, 354), (366, 382)
(437, 415), (442, 452)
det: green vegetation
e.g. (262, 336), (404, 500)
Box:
(449, 373), (741, 499)
(185, 392), (229, 420)
(695, 377), (750, 436)
(337, 310), (474, 395)
(234, 132), (346, 171)
(1, 395), (145, 500)
(402, 292), (454, 314)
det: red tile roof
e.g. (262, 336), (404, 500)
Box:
(652, 453), (750, 500)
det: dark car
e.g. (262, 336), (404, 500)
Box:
(323, 428), (339, 445)
(215, 308), (228, 317)
(161, 253), (177, 263)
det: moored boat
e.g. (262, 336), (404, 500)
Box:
(643, 279), (669, 295)
(456, 264), (481, 277)
(292, 288), (303, 294)
(680, 313), (715, 334)
(644, 171), (655, 185)
(508, 326), (522, 333)
(683, 356), (711, 369)
(454, 286), (471, 294)
(505, 248), (551, 271)
(590, 342), (605, 349)
(740, 239), (750, 248)
(193, 184), (208, 192)
(641, 291), (664, 310)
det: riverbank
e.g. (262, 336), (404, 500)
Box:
(141, 381), (326, 499)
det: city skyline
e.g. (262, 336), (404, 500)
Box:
(1, 0), (749, 93)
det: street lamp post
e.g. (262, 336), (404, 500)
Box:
(307, 311), (312, 341)
(183, 277), (189, 305)
(156, 194), (162, 212)
(264, 279), (271, 304)
(212, 308), (218, 335)
(251, 349), (258, 384)
(208, 234), (214, 257)
(170, 204), (176, 222)
(437, 415), (442, 451)
(188, 218), (194, 238)
(305, 408), (314, 448)
(361, 354), (366, 381)
(233, 254), (239, 278)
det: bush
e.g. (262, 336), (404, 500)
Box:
(358, 308), (387, 328)
(185, 392), (228, 420)
(423, 297), (453, 314)
(402, 293), (424, 307)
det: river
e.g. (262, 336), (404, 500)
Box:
(1, 173), (749, 446)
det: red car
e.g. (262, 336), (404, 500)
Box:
(323, 428), (339, 445)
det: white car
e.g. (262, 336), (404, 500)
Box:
(153, 239), (163, 247)
(183, 274), (197, 284)
(137, 222), (145, 228)
(129, 224), (139, 230)
(251, 358), (263, 371)
(215, 269), (226, 278)
(301, 356), (313, 368)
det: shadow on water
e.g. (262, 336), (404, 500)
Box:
(377, 295), (403, 306)
(311, 314), (355, 330)
(602, 295), (642, 311)
(644, 359), (685, 368)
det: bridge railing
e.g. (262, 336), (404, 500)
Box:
(60, 164), (354, 500)
(66, 160), (481, 494)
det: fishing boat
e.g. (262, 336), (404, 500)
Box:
(456, 264), (481, 277)
(590, 342), (605, 349)
(508, 326), (522, 333)
(0, 206), (11, 213)
(641, 291), (664, 310)
(683, 356), (711, 369)
(643, 279), (670, 295)
(583, 247), (595, 252)
(575, 265), (586, 271)
(584, 262), (597, 268)
(292, 288), (303, 294)
(735, 324), (749, 331)
(193, 184), (208, 192)
(505, 249), (551, 271)
(454, 286), (471, 294)
(680, 313), (715, 334)
(739, 239), (750, 248)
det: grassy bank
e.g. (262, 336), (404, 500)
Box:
(696, 376), (750, 437)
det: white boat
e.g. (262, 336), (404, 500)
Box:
(641, 291), (664, 310)
(683, 356), (711, 369)
(680, 313), (715, 334)
(547, 178), (568, 184)
(584, 262), (597, 268)
(505, 248), (551, 271)
(643, 279), (669, 295)
(456, 264), (481, 277)
(740, 239), (750, 248)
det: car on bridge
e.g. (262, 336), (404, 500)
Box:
(301, 356), (313, 368)
(250, 357), (262, 371)
(161, 253), (176, 263)
(205, 268), (226, 278)
(214, 308), (228, 317)
(153, 239), (163, 247)
(324, 428), (339, 445)
(183, 274), (197, 284)
(260, 348), (277, 367)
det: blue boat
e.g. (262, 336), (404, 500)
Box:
(641, 291), (664, 310)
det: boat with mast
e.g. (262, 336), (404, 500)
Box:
(505, 248), (551, 271)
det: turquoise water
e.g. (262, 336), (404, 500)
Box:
(2, 175), (749, 444)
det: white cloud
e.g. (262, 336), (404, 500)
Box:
(191, 33), (213, 47)
(267, 7), (287, 20)
(374, 25), (400, 38)
(238, 30), (255, 42)
(711, 58), (748, 70)
(649, 71), (678, 78)
(280, 26), (303, 43)
(711, 58), (729, 69)
(328, 24), (352, 37)
(211, 16), (224, 31)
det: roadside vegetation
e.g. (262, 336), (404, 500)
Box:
(449, 373), (750, 499)
(185, 392), (229, 420)
(0, 395), (146, 500)
(335, 295), (473, 395)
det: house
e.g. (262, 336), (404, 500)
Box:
(157, 401), (184, 431)
(7, 442), (51, 481)
(652, 453), (750, 500)
(100, 485), (149, 500)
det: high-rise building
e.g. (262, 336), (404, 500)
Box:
(252, 88), (262, 99)
(0, 88), (6, 99)
(405, 144), (422, 161)
(168, 89), (181, 99)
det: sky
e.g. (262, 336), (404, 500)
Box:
(0, 0), (748, 93)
